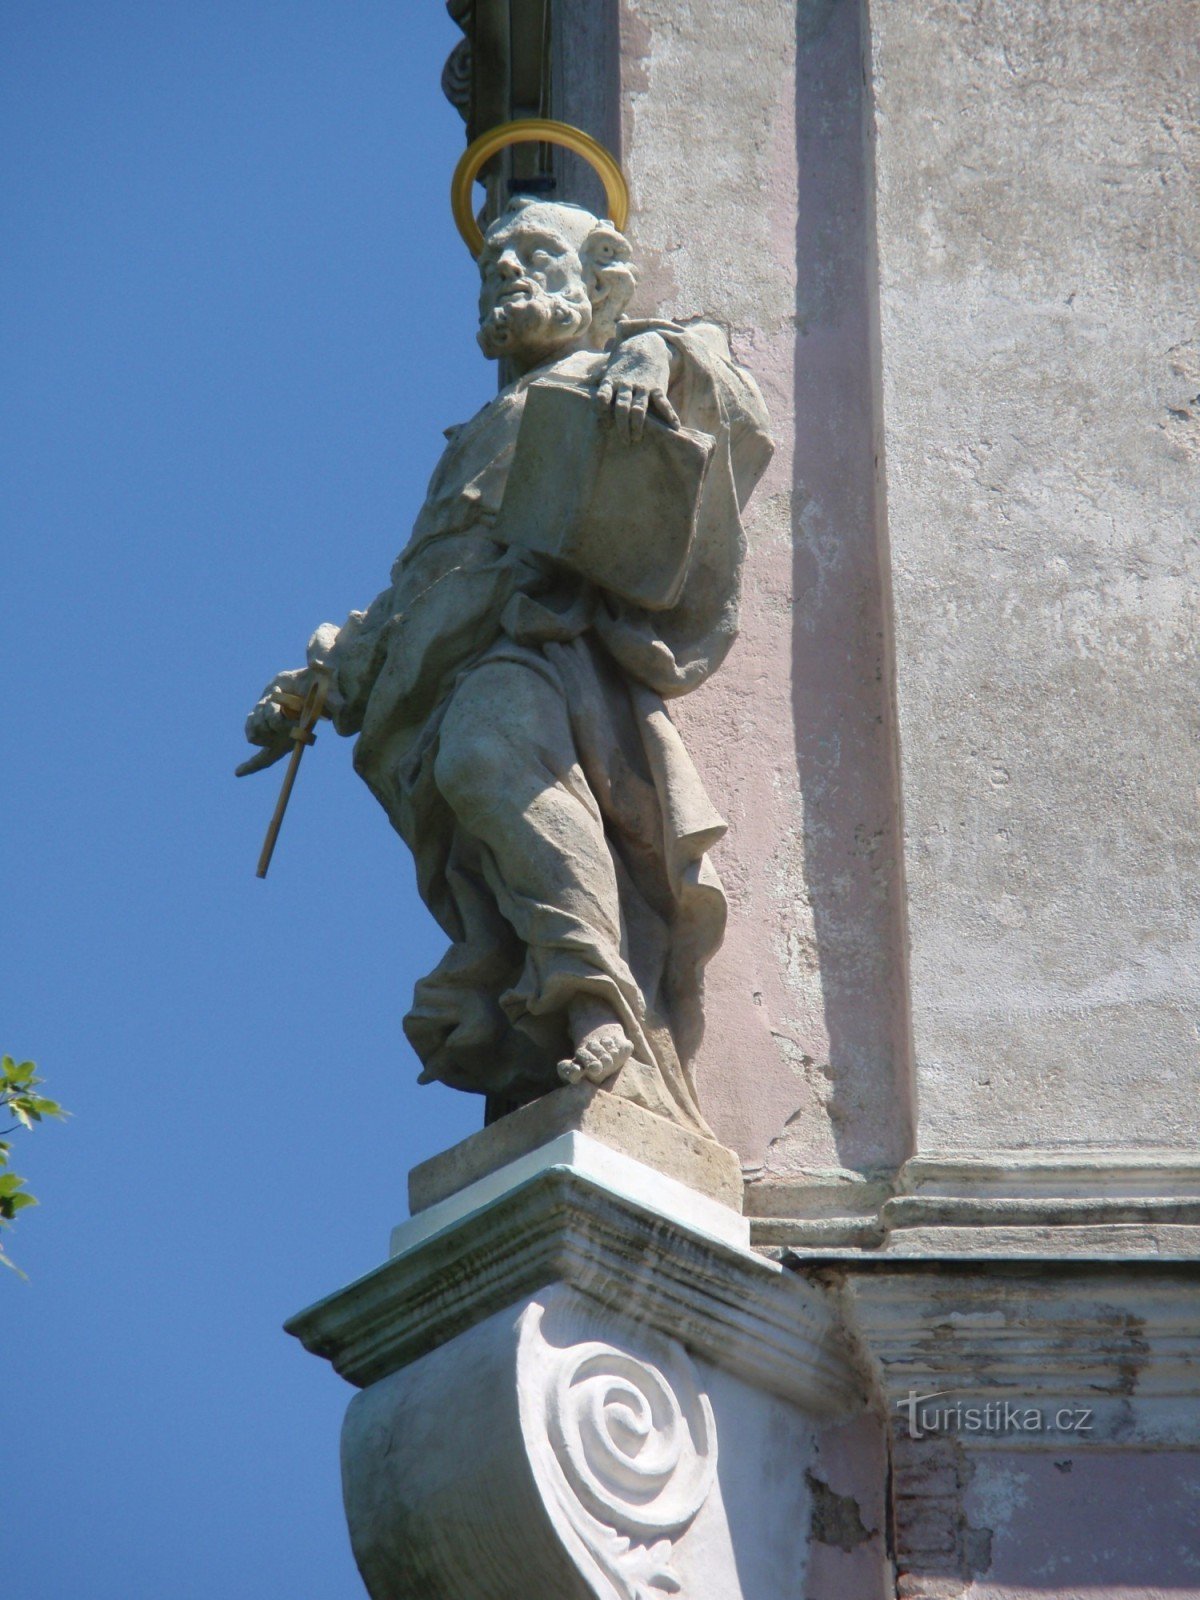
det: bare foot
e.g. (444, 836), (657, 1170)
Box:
(557, 997), (634, 1086)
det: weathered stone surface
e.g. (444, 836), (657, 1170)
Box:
(840, 1261), (1200, 1594)
(841, 1263), (1200, 1442)
(339, 1283), (853, 1600)
(409, 1080), (743, 1212)
(870, 0), (1200, 1157)
(600, 0), (1200, 1191)
(290, 1149), (867, 1410)
(241, 196), (772, 1142)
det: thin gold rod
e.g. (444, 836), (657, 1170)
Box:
(255, 672), (329, 880)
(451, 117), (630, 256)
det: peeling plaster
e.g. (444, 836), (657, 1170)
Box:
(806, 1469), (876, 1553)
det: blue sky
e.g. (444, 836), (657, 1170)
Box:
(3, 5), (495, 1594)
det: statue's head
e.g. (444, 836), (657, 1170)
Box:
(476, 198), (637, 368)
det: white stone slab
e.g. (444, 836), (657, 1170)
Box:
(389, 1131), (752, 1260)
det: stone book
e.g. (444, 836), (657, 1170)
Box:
(492, 378), (715, 610)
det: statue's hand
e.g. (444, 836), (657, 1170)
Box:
(595, 332), (680, 444)
(235, 623), (343, 777)
(235, 667), (311, 776)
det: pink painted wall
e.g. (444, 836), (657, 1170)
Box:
(891, 1439), (1200, 1599)
(962, 1448), (1200, 1599)
(808, 1411), (894, 1599)
(618, 0), (912, 1175)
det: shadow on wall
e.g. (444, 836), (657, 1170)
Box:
(788, 0), (914, 1172)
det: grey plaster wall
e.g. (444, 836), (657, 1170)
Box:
(869, 0), (1200, 1155)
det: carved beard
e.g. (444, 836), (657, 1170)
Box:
(478, 281), (593, 363)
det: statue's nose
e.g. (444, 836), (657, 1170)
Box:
(497, 248), (523, 279)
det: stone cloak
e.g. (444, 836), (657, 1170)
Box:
(324, 319), (772, 1133)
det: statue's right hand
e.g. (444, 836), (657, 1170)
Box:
(235, 740), (291, 777)
(234, 666), (310, 777)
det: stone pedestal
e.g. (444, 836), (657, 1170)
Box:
(408, 1082), (745, 1214)
(287, 1115), (886, 1600)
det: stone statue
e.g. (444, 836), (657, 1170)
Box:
(239, 198), (772, 1136)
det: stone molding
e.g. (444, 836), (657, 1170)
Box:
(836, 1262), (1200, 1445)
(287, 1158), (869, 1416)
(744, 1167), (892, 1250)
(749, 1148), (1200, 1256)
(898, 1149), (1200, 1200)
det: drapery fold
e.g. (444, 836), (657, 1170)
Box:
(324, 321), (772, 1132)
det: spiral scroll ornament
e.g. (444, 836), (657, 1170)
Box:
(522, 1303), (718, 1600)
(548, 1345), (716, 1537)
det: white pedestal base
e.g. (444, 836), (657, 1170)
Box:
(288, 1139), (873, 1599)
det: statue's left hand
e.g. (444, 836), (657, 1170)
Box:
(595, 332), (680, 444)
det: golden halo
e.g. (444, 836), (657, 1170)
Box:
(451, 118), (630, 257)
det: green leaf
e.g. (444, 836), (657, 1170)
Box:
(0, 1182), (31, 1220)
(0, 1172), (27, 1198)
(27, 1097), (65, 1120)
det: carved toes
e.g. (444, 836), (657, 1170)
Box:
(557, 1055), (585, 1085)
(556, 1030), (634, 1087)
(581, 1033), (633, 1084)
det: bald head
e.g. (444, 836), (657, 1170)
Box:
(489, 198), (604, 254)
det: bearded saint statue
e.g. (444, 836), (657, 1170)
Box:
(239, 197), (772, 1137)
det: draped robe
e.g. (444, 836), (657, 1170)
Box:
(325, 319), (772, 1134)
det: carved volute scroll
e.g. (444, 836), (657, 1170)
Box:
(518, 1300), (717, 1600)
(329, 1239), (847, 1600)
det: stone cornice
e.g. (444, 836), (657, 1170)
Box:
(897, 1149), (1200, 1200)
(286, 1165), (868, 1416)
(830, 1260), (1200, 1444)
(749, 1149), (1200, 1256)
